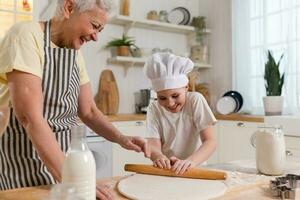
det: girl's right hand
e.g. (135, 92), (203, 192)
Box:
(153, 155), (171, 169)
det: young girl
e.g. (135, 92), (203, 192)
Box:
(144, 52), (217, 175)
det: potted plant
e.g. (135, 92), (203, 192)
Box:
(190, 16), (209, 64)
(106, 34), (140, 57)
(263, 50), (285, 116)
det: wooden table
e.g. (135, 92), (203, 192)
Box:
(0, 177), (272, 200)
(1, 158), (299, 200)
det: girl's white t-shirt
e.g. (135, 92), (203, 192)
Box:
(146, 92), (217, 160)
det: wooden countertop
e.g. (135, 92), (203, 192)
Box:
(0, 177), (272, 200)
(106, 113), (264, 123)
(2, 158), (299, 200)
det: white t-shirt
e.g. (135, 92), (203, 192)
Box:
(146, 92), (217, 160)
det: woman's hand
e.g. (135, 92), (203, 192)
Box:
(170, 156), (196, 175)
(153, 154), (171, 169)
(118, 135), (150, 158)
(96, 183), (114, 200)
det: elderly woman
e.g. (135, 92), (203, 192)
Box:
(0, 0), (149, 199)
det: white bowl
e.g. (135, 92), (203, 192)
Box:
(216, 96), (237, 115)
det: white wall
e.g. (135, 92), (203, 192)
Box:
(198, 0), (232, 112)
(38, 0), (232, 114)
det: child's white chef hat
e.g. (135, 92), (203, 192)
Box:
(144, 52), (194, 92)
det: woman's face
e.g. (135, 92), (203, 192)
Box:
(64, 5), (108, 49)
(157, 86), (188, 113)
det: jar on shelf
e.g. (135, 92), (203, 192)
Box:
(147, 10), (159, 21)
(120, 0), (130, 16)
(159, 10), (168, 22)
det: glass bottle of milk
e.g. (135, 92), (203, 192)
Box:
(61, 124), (96, 200)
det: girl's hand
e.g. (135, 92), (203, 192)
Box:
(170, 156), (195, 175)
(153, 155), (171, 169)
(96, 183), (114, 200)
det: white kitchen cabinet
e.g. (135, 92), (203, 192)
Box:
(112, 120), (152, 176)
(216, 120), (264, 163)
(285, 136), (300, 158)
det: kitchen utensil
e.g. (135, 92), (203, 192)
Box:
(124, 164), (227, 180)
(216, 96), (237, 115)
(95, 69), (119, 115)
(250, 126), (286, 175)
(270, 174), (300, 199)
(223, 90), (243, 112)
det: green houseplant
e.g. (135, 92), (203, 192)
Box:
(191, 16), (206, 44)
(263, 50), (285, 115)
(106, 34), (140, 57)
(190, 16), (209, 64)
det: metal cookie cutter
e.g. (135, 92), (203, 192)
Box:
(270, 174), (300, 199)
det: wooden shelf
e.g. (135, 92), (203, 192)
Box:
(107, 56), (212, 69)
(109, 15), (211, 35)
(107, 56), (146, 65)
(194, 63), (212, 69)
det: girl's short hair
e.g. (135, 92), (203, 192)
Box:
(55, 0), (112, 17)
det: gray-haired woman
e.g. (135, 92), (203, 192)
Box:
(0, 0), (150, 199)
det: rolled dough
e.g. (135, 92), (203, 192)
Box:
(118, 174), (227, 200)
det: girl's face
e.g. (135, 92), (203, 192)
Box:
(63, 5), (108, 49)
(157, 86), (188, 113)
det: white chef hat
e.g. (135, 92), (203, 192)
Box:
(144, 53), (194, 92)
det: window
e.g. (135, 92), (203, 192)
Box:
(0, 0), (34, 38)
(232, 0), (300, 115)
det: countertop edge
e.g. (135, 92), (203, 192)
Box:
(105, 113), (265, 123)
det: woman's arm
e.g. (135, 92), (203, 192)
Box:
(148, 138), (171, 169)
(7, 70), (64, 181)
(78, 83), (150, 157)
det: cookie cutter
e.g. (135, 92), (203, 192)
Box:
(270, 174), (300, 199)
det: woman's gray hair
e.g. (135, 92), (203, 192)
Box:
(55, 0), (112, 17)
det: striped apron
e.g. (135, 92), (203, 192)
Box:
(0, 21), (80, 190)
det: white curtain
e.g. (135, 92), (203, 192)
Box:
(232, 0), (300, 115)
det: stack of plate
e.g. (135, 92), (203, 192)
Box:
(167, 7), (191, 25)
(216, 91), (243, 115)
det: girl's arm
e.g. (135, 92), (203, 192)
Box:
(171, 126), (217, 174)
(148, 138), (171, 169)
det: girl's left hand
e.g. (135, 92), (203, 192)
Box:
(169, 156), (196, 175)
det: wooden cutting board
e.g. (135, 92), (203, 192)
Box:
(95, 69), (119, 115)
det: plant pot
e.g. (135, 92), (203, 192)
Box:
(263, 96), (283, 116)
(117, 46), (130, 56)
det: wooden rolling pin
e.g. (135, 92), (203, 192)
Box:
(124, 164), (227, 180)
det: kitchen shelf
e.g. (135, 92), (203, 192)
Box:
(107, 56), (146, 65)
(109, 15), (211, 35)
(107, 56), (211, 69)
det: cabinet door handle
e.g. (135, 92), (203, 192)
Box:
(237, 122), (245, 127)
(286, 150), (293, 156)
(135, 121), (144, 126)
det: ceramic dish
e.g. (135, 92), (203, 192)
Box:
(168, 7), (190, 25)
(223, 90), (243, 112)
(216, 96), (237, 115)
(167, 8), (185, 24)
